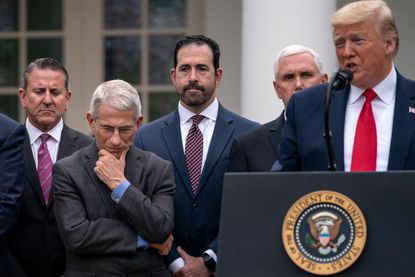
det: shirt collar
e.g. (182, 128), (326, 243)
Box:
(178, 98), (219, 125)
(349, 66), (397, 105)
(26, 118), (64, 144)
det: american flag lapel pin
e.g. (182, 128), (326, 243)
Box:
(409, 106), (415, 115)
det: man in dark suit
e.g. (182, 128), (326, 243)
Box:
(7, 58), (93, 277)
(54, 79), (175, 276)
(0, 113), (25, 276)
(134, 34), (259, 276)
(276, 0), (415, 171)
(229, 45), (328, 172)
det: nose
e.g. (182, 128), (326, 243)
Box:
(110, 129), (122, 145)
(43, 90), (52, 104)
(294, 76), (303, 91)
(343, 41), (354, 58)
(189, 68), (198, 81)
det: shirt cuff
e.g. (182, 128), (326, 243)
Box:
(169, 257), (185, 273)
(111, 179), (130, 203)
(203, 249), (217, 262)
(137, 235), (149, 249)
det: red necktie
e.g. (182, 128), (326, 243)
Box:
(185, 115), (204, 195)
(38, 134), (53, 204)
(351, 89), (377, 171)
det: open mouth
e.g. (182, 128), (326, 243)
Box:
(345, 63), (357, 72)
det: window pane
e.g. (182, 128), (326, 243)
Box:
(27, 38), (63, 64)
(0, 94), (19, 121)
(0, 0), (18, 31)
(149, 0), (186, 29)
(0, 39), (19, 86)
(27, 0), (62, 30)
(104, 0), (141, 29)
(105, 36), (141, 84)
(149, 92), (178, 121)
(149, 35), (182, 85)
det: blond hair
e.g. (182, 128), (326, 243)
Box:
(331, 0), (399, 56)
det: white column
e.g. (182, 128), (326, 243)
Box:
(241, 0), (337, 123)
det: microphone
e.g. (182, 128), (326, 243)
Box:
(323, 67), (353, 171)
(331, 68), (353, 91)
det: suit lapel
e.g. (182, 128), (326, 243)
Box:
(57, 125), (81, 160)
(330, 86), (349, 171)
(268, 113), (284, 155)
(196, 106), (234, 197)
(83, 143), (115, 216)
(388, 73), (415, 169)
(23, 134), (46, 206)
(161, 111), (193, 196)
(124, 146), (145, 192)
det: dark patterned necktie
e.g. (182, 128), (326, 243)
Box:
(185, 115), (204, 194)
(38, 134), (53, 204)
(351, 89), (377, 171)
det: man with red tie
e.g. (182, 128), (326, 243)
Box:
(276, 0), (415, 172)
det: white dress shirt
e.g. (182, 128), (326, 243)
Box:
(344, 67), (396, 171)
(26, 118), (64, 168)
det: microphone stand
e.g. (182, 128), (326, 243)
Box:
(324, 67), (340, 171)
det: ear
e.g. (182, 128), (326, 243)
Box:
(65, 90), (72, 111)
(170, 68), (176, 85)
(321, 74), (329, 83)
(86, 112), (94, 129)
(135, 115), (144, 129)
(18, 88), (27, 108)
(215, 68), (223, 88)
(385, 37), (397, 56)
(273, 80), (283, 100)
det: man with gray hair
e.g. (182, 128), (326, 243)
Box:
(53, 79), (175, 276)
(229, 44), (327, 172)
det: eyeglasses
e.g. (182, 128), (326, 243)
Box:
(95, 124), (136, 137)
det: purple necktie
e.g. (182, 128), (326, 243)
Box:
(38, 134), (53, 204)
(185, 115), (204, 195)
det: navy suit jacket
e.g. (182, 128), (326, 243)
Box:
(229, 112), (284, 172)
(133, 104), (259, 264)
(278, 70), (415, 171)
(8, 125), (93, 277)
(0, 114), (25, 276)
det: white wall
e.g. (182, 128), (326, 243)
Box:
(204, 0), (243, 115)
(241, 0), (337, 124)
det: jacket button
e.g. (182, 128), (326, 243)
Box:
(192, 203), (199, 209)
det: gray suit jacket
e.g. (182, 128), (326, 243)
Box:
(53, 143), (175, 276)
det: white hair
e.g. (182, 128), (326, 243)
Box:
(274, 44), (324, 79)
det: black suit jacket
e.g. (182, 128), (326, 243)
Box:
(229, 112), (284, 172)
(8, 125), (93, 277)
(0, 114), (25, 276)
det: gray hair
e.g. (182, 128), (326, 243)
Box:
(332, 0), (399, 56)
(90, 79), (142, 120)
(22, 57), (69, 91)
(274, 44), (324, 79)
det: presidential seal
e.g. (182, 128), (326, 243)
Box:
(282, 190), (366, 275)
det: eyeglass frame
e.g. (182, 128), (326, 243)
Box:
(94, 121), (137, 137)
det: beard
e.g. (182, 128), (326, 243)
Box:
(178, 82), (215, 107)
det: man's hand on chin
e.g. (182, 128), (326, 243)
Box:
(94, 148), (128, 190)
